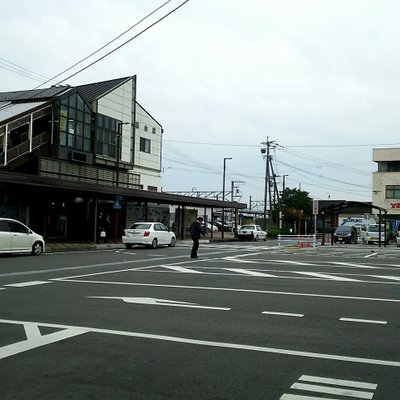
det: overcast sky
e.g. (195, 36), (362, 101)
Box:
(2, 0), (400, 207)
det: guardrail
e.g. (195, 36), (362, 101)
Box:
(277, 234), (317, 249)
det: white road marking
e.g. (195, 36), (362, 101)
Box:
(289, 382), (374, 399)
(87, 296), (231, 310)
(328, 262), (380, 269)
(222, 257), (257, 263)
(224, 268), (277, 277)
(0, 321), (89, 360)
(1, 318), (399, 367)
(293, 271), (360, 282)
(52, 278), (400, 303)
(262, 311), (304, 318)
(370, 275), (400, 281)
(4, 281), (51, 287)
(364, 252), (378, 259)
(281, 375), (377, 400)
(159, 265), (203, 273)
(299, 375), (377, 390)
(272, 260), (317, 266)
(340, 318), (387, 325)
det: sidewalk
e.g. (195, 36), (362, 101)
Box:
(45, 232), (238, 253)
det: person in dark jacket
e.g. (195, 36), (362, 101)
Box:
(190, 217), (204, 258)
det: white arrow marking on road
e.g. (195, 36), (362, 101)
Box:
(87, 296), (231, 311)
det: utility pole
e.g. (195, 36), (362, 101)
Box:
(260, 138), (279, 229)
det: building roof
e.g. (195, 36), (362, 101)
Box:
(0, 101), (50, 123)
(0, 86), (70, 102)
(76, 76), (133, 103)
(0, 76), (134, 105)
(0, 171), (247, 210)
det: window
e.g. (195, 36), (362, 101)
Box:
(152, 127), (156, 134)
(95, 115), (120, 159)
(140, 137), (151, 153)
(56, 93), (92, 152)
(144, 125), (148, 132)
(386, 185), (400, 199)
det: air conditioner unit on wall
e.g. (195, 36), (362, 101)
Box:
(70, 151), (88, 163)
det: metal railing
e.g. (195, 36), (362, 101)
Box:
(277, 234), (317, 249)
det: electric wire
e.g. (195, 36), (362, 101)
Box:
(33, 0), (174, 89)
(55, 0), (190, 86)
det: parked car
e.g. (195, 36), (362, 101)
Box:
(205, 222), (218, 233)
(0, 218), (45, 255)
(333, 225), (358, 244)
(213, 220), (232, 232)
(122, 222), (176, 249)
(366, 224), (389, 245)
(237, 224), (267, 241)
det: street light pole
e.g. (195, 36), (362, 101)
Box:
(114, 121), (129, 243)
(115, 121), (129, 187)
(222, 157), (232, 240)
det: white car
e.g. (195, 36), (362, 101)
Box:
(122, 222), (176, 249)
(237, 224), (267, 241)
(205, 222), (218, 233)
(0, 218), (45, 255)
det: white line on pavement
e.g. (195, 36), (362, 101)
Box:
(51, 278), (400, 303)
(340, 318), (387, 325)
(0, 318), (399, 367)
(4, 281), (51, 287)
(262, 311), (304, 318)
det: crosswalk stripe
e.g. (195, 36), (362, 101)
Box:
(159, 265), (203, 274)
(224, 268), (277, 277)
(293, 271), (360, 282)
(299, 375), (377, 390)
(289, 382), (374, 399)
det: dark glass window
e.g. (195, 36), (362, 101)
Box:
(386, 185), (400, 199)
(95, 114), (119, 159)
(140, 137), (151, 153)
(56, 93), (93, 153)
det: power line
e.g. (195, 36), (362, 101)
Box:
(55, 0), (190, 85)
(34, 0), (174, 89)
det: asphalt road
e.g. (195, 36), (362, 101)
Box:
(0, 241), (399, 399)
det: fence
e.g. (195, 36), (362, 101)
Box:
(277, 234), (317, 249)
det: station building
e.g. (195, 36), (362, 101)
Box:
(0, 76), (245, 242)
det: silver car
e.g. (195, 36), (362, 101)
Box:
(0, 218), (45, 255)
(122, 222), (176, 249)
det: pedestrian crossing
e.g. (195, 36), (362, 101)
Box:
(280, 375), (377, 399)
(138, 263), (400, 284)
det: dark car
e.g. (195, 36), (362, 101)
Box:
(333, 225), (358, 244)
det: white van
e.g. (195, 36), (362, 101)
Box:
(366, 224), (387, 245)
(0, 218), (45, 255)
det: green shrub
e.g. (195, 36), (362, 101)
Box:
(267, 227), (281, 238)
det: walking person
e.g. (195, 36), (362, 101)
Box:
(190, 217), (204, 258)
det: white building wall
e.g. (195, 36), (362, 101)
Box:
(97, 80), (133, 164)
(372, 147), (400, 214)
(134, 103), (162, 191)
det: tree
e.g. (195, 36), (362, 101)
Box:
(282, 188), (313, 233)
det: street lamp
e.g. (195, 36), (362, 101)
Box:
(222, 157), (232, 239)
(114, 121), (129, 244)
